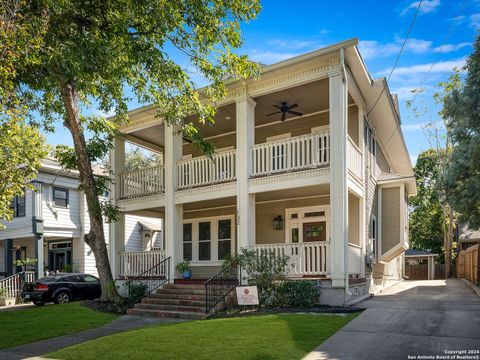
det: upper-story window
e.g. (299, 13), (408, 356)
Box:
(11, 192), (26, 217)
(53, 187), (69, 207)
(364, 122), (377, 176)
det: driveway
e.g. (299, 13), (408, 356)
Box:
(305, 279), (480, 360)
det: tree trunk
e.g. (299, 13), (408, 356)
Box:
(59, 80), (120, 302)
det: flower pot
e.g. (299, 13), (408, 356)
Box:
(182, 270), (192, 280)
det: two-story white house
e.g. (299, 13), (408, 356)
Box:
(108, 38), (415, 312)
(0, 158), (163, 285)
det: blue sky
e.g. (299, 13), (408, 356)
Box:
(44, 0), (479, 164)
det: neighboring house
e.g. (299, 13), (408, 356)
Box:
(458, 223), (480, 251)
(0, 158), (162, 280)
(109, 38), (416, 307)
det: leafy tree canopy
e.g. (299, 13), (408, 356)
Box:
(443, 34), (480, 228)
(409, 149), (444, 258)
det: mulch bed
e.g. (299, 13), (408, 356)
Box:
(81, 300), (128, 314)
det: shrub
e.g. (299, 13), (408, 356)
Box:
(127, 282), (149, 304)
(277, 281), (320, 308)
(0, 287), (5, 300)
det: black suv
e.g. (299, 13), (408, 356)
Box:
(22, 273), (101, 306)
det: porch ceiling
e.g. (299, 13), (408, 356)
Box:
(183, 196), (236, 211)
(255, 184), (330, 203)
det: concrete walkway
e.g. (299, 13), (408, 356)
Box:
(0, 314), (184, 360)
(304, 279), (480, 360)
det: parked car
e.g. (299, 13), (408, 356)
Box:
(21, 273), (101, 306)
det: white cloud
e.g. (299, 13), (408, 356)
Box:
(246, 49), (300, 64)
(378, 58), (467, 76)
(266, 39), (320, 50)
(447, 15), (466, 25)
(402, 123), (424, 131)
(401, 0), (441, 15)
(470, 13), (480, 28)
(392, 86), (431, 100)
(359, 38), (467, 60)
(433, 42), (471, 53)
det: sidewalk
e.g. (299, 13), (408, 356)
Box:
(0, 315), (185, 360)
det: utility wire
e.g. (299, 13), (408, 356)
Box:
(366, 0), (423, 118)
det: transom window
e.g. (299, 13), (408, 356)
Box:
(53, 187), (69, 207)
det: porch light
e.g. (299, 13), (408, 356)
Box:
(273, 215), (283, 230)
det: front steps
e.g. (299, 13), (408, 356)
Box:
(128, 283), (223, 320)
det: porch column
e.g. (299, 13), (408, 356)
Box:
(32, 181), (44, 278)
(109, 135), (125, 278)
(165, 124), (183, 280)
(329, 64), (348, 288)
(236, 94), (256, 251)
(5, 239), (13, 276)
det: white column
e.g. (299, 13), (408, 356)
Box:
(329, 66), (348, 288)
(32, 182), (44, 277)
(109, 136), (125, 278)
(165, 125), (183, 280)
(236, 95), (256, 251)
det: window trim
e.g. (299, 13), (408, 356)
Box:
(52, 187), (69, 208)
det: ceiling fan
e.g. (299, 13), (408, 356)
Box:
(266, 101), (303, 121)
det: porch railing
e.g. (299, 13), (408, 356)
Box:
(119, 250), (166, 278)
(177, 149), (236, 189)
(119, 165), (164, 199)
(250, 131), (330, 177)
(204, 262), (239, 313)
(0, 271), (35, 299)
(347, 136), (363, 181)
(348, 243), (362, 275)
(252, 242), (329, 276)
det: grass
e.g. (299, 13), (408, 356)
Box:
(0, 302), (118, 350)
(49, 313), (357, 360)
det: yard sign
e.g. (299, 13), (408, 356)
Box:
(236, 286), (259, 305)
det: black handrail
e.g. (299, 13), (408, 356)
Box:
(204, 263), (239, 313)
(125, 256), (171, 307)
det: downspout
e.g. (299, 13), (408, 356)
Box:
(340, 47), (352, 298)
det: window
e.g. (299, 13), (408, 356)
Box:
(371, 216), (377, 257)
(217, 219), (231, 260)
(183, 223), (193, 261)
(53, 187), (69, 207)
(304, 211), (325, 218)
(11, 192), (26, 217)
(198, 222), (211, 261)
(291, 228), (299, 243)
(83, 275), (99, 283)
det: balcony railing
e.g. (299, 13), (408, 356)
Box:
(119, 250), (166, 278)
(250, 131), (330, 177)
(120, 165), (164, 199)
(177, 149), (236, 189)
(347, 136), (363, 180)
(251, 242), (329, 276)
(348, 243), (362, 275)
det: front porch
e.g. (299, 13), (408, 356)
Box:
(118, 188), (365, 281)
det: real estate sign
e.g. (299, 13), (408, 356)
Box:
(236, 286), (259, 306)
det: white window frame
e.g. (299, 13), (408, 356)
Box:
(285, 205), (329, 244)
(183, 215), (235, 266)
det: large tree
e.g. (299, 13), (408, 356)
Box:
(4, 0), (260, 300)
(409, 149), (445, 259)
(0, 0), (48, 228)
(443, 34), (480, 228)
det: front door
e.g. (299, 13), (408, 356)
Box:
(303, 221), (327, 242)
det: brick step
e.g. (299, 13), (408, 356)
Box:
(150, 292), (206, 301)
(163, 284), (205, 290)
(142, 297), (205, 307)
(155, 288), (206, 295)
(127, 308), (206, 320)
(135, 303), (205, 313)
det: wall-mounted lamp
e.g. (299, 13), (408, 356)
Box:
(273, 215), (283, 230)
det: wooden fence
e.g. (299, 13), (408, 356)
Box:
(456, 244), (479, 285)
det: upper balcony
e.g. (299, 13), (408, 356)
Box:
(116, 78), (363, 202)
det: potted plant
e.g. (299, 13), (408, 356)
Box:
(176, 261), (191, 280)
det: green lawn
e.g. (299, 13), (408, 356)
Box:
(49, 313), (357, 360)
(0, 302), (118, 350)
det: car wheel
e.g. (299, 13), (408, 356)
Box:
(33, 301), (44, 306)
(54, 292), (71, 304)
